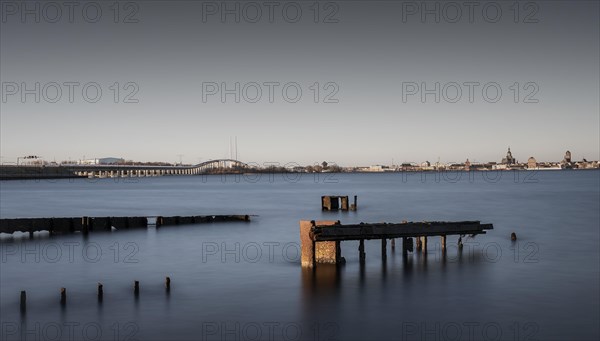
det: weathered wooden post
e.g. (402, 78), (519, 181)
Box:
(97, 283), (103, 301)
(82, 217), (89, 234)
(511, 232), (517, 241)
(60, 288), (66, 305)
(441, 235), (447, 252)
(321, 196), (329, 210)
(381, 239), (387, 262)
(331, 197), (340, 210)
(20, 291), (26, 312)
(353, 195), (357, 210)
(422, 236), (428, 253)
(358, 240), (365, 263)
(391, 239), (396, 250)
(134, 281), (140, 295)
(165, 277), (171, 291)
(416, 237), (422, 251)
(341, 196), (349, 210)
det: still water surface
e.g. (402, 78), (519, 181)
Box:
(1, 171), (598, 340)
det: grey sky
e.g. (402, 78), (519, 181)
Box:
(1, 0), (598, 166)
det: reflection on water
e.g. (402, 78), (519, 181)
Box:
(1, 171), (599, 340)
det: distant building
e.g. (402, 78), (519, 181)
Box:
(78, 157), (124, 165)
(464, 159), (471, 171)
(564, 150), (572, 163)
(501, 147), (516, 165)
(368, 165), (386, 172)
(528, 157), (537, 169)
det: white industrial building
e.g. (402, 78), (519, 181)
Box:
(78, 157), (124, 165)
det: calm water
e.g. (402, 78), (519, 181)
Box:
(1, 171), (599, 341)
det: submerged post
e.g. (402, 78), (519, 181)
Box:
(82, 217), (89, 234)
(422, 236), (428, 253)
(381, 239), (387, 261)
(97, 283), (103, 301)
(60, 288), (66, 305)
(441, 235), (447, 252)
(20, 291), (26, 312)
(341, 196), (349, 210)
(359, 239), (365, 263)
(134, 281), (139, 295)
(165, 277), (171, 291)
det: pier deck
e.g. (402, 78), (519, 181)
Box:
(301, 220), (493, 267)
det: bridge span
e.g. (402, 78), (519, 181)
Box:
(71, 159), (248, 178)
(0, 159), (248, 179)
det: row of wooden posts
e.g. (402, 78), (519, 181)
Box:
(360, 235), (462, 262)
(19, 277), (171, 312)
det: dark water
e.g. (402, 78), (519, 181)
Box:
(1, 171), (598, 341)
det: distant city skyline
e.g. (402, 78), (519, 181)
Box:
(1, 145), (595, 168)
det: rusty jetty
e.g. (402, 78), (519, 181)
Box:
(300, 220), (493, 267)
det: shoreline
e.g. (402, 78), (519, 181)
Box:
(1, 167), (598, 181)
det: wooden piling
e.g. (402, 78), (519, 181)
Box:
(60, 288), (66, 305)
(321, 196), (330, 210)
(20, 291), (26, 311)
(402, 238), (409, 256)
(359, 239), (365, 263)
(416, 237), (422, 251)
(441, 235), (447, 252)
(391, 238), (396, 250)
(97, 283), (103, 301)
(165, 277), (171, 291)
(82, 217), (89, 234)
(511, 232), (517, 241)
(381, 239), (387, 261)
(422, 236), (428, 252)
(340, 196), (349, 210)
(134, 281), (139, 295)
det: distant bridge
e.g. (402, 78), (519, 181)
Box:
(68, 159), (249, 178)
